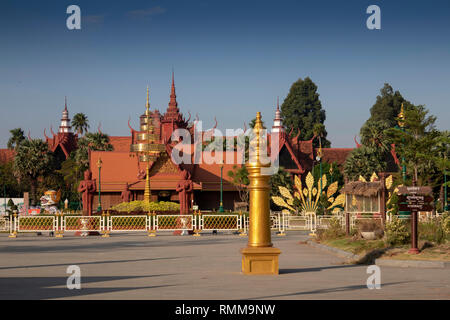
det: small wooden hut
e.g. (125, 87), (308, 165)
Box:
(341, 181), (383, 215)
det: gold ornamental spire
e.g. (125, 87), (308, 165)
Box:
(251, 112), (264, 164)
(241, 111), (281, 275)
(398, 102), (405, 128)
(145, 85), (150, 115)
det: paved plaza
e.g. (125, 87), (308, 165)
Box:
(0, 231), (449, 300)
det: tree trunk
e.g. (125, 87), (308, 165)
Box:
(30, 180), (37, 207)
(414, 166), (418, 185)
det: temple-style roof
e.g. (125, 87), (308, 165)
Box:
(109, 136), (132, 152)
(0, 149), (15, 164)
(341, 181), (383, 196)
(317, 148), (353, 167)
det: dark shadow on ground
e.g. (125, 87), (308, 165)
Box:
(0, 275), (179, 299)
(356, 248), (390, 265)
(247, 281), (412, 299)
(0, 257), (188, 271)
(0, 235), (249, 254)
(280, 264), (361, 274)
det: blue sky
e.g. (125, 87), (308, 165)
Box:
(1, 0), (449, 148)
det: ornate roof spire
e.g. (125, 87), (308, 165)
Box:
(163, 70), (181, 122)
(59, 96), (71, 133)
(145, 85), (150, 115)
(272, 96), (284, 133)
(169, 70), (178, 108)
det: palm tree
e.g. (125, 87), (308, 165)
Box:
(13, 139), (52, 205)
(344, 146), (384, 181)
(86, 132), (113, 150)
(313, 123), (326, 148)
(7, 128), (25, 150)
(71, 113), (89, 135)
(73, 132), (113, 172)
(360, 120), (390, 153)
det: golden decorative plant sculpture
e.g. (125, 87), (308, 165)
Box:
(272, 172), (345, 215)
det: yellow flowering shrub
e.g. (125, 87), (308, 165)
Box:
(111, 201), (180, 213)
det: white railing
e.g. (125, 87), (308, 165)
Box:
(200, 214), (240, 231)
(7, 211), (346, 237)
(0, 217), (9, 232)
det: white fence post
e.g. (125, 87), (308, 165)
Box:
(8, 214), (17, 238)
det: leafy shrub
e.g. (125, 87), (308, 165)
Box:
(317, 217), (345, 240)
(384, 216), (410, 246)
(442, 213), (450, 235)
(419, 213), (450, 245)
(419, 221), (445, 244)
(111, 201), (180, 213)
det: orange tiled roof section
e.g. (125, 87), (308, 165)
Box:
(0, 149), (15, 164)
(318, 148), (353, 167)
(89, 148), (241, 192)
(109, 136), (132, 152)
(90, 150), (192, 192)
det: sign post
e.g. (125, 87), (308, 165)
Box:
(398, 186), (433, 254)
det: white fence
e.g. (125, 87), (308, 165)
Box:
(6, 213), (246, 238)
(7, 211), (403, 238)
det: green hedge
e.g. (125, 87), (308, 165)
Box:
(110, 200), (180, 213)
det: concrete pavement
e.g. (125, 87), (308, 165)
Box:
(0, 232), (449, 299)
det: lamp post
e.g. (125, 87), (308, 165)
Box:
(445, 155), (448, 211)
(329, 163), (333, 185)
(219, 163), (224, 212)
(97, 158), (102, 213)
(398, 103), (407, 183)
(398, 103), (409, 217)
(3, 185), (6, 215)
(316, 138), (323, 214)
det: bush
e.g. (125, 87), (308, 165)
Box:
(317, 217), (345, 240)
(442, 213), (450, 235)
(111, 201), (180, 213)
(384, 216), (410, 246)
(419, 213), (450, 245)
(419, 221), (445, 244)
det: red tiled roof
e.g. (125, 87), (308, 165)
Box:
(0, 149), (15, 164)
(109, 136), (132, 152)
(318, 148), (353, 166)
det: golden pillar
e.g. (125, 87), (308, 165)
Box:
(241, 112), (281, 275)
(144, 165), (151, 202)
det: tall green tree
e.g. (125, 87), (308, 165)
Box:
(359, 119), (391, 153)
(13, 139), (52, 205)
(281, 77), (330, 147)
(71, 113), (90, 135)
(7, 128), (26, 150)
(73, 132), (114, 173)
(385, 105), (439, 185)
(227, 165), (250, 204)
(344, 146), (385, 181)
(365, 83), (407, 128)
(0, 161), (26, 198)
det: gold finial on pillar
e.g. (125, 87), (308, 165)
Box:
(145, 85), (150, 115)
(144, 164), (151, 202)
(241, 112), (281, 275)
(143, 85), (151, 202)
(398, 103), (405, 128)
